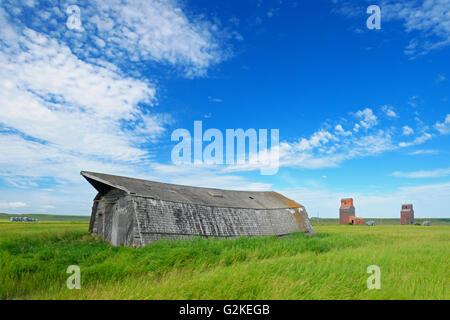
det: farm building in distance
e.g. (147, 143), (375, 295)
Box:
(401, 204), (414, 225)
(339, 198), (364, 225)
(348, 216), (365, 225)
(339, 198), (356, 224)
(81, 171), (315, 247)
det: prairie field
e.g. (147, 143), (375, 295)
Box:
(0, 219), (448, 300)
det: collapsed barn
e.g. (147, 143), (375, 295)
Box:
(81, 171), (315, 247)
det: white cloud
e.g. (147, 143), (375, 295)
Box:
(208, 96), (223, 103)
(436, 74), (446, 83)
(41, 205), (56, 209)
(0, 134), (140, 183)
(2, 177), (38, 189)
(408, 149), (439, 155)
(0, 201), (27, 209)
(355, 108), (378, 129)
(0, 27), (168, 177)
(278, 125), (394, 170)
(408, 95), (419, 108)
(334, 0), (450, 57)
(392, 168), (450, 178)
(402, 125), (414, 136)
(398, 132), (433, 147)
(308, 130), (338, 148)
(271, 106), (437, 171)
(172, 116), (398, 173)
(87, 0), (228, 77)
(334, 124), (352, 136)
(0, 0), (229, 187)
(435, 114), (450, 134)
(382, 105), (399, 118)
(2, 0), (230, 78)
(382, 0), (450, 56)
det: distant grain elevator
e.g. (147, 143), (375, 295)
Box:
(339, 198), (365, 225)
(339, 198), (355, 224)
(400, 204), (414, 225)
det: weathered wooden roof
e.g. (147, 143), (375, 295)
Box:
(81, 171), (302, 209)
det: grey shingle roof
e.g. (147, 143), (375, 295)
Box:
(81, 171), (302, 210)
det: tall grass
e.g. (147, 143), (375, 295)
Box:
(0, 222), (448, 299)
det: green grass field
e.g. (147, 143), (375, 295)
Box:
(0, 213), (90, 222)
(0, 219), (448, 300)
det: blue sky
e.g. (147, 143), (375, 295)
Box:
(0, 0), (449, 218)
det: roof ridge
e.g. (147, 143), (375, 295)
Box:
(81, 171), (277, 194)
(81, 171), (302, 210)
